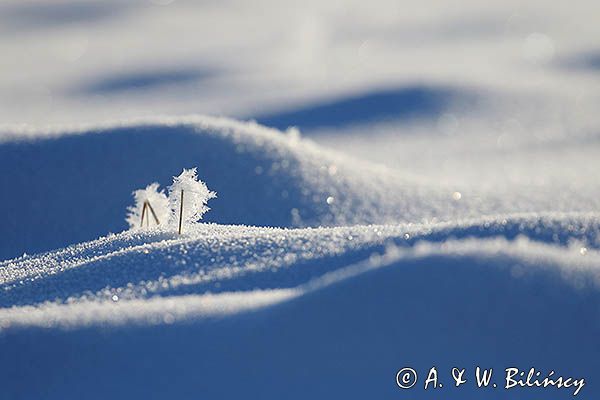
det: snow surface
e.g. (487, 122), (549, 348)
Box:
(2, 212), (600, 398)
(2, 213), (600, 321)
(1, 0), (600, 398)
(1, 117), (600, 398)
(2, 117), (599, 261)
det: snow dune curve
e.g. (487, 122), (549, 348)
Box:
(2, 116), (599, 261)
(1, 117), (600, 399)
(1, 214), (600, 399)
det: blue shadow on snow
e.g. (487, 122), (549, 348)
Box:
(255, 85), (475, 132)
(79, 68), (216, 95)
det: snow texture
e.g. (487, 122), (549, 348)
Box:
(1, 116), (599, 261)
(1, 212), (600, 399)
(0, 116), (599, 398)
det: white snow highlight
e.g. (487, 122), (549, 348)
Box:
(2, 212), (600, 330)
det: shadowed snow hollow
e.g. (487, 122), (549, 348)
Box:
(0, 116), (465, 260)
(1, 116), (598, 261)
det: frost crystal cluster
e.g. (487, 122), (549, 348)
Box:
(126, 168), (216, 231)
(168, 168), (217, 226)
(126, 183), (170, 229)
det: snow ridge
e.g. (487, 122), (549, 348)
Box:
(2, 212), (599, 330)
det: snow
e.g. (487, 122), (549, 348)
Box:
(2, 215), (600, 398)
(2, 214), (600, 327)
(2, 117), (599, 261)
(1, 0), (600, 398)
(1, 118), (599, 398)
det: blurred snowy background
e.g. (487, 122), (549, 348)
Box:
(2, 0), (599, 191)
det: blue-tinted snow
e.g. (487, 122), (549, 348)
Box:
(0, 120), (599, 400)
(1, 219), (600, 399)
(1, 0), (600, 398)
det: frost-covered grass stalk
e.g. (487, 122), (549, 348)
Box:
(127, 168), (217, 234)
(169, 168), (216, 234)
(126, 183), (170, 229)
(126, 168), (216, 233)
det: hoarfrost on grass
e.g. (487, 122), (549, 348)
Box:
(168, 168), (216, 227)
(126, 183), (170, 229)
(126, 168), (216, 232)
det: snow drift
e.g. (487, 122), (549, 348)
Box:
(1, 117), (599, 399)
(1, 213), (600, 399)
(2, 116), (599, 261)
(0, 116), (453, 260)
